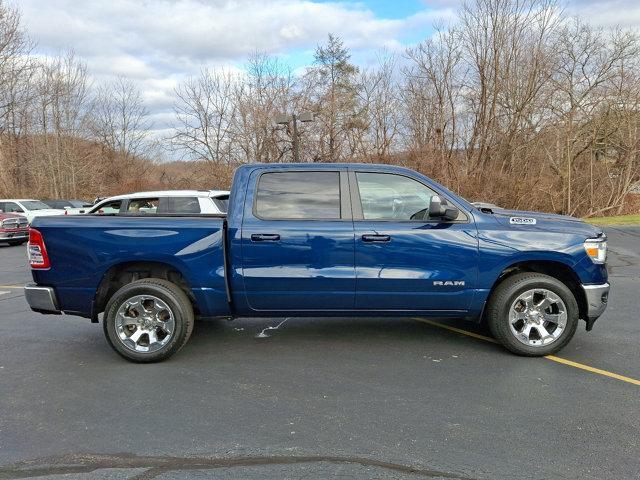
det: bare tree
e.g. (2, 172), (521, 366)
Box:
(29, 53), (93, 198)
(548, 20), (640, 214)
(405, 26), (463, 179)
(92, 76), (152, 159)
(0, 0), (34, 196)
(171, 68), (237, 163)
(233, 52), (296, 163)
(356, 53), (401, 160)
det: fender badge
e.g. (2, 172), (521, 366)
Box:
(509, 217), (537, 225)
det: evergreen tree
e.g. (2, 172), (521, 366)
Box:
(310, 34), (360, 162)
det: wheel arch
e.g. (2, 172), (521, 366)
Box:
(92, 261), (196, 322)
(486, 260), (588, 322)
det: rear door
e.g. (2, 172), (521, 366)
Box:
(351, 170), (478, 312)
(241, 169), (355, 311)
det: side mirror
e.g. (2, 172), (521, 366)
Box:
(428, 195), (459, 221)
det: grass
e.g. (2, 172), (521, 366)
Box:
(585, 214), (640, 226)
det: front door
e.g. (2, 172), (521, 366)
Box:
(241, 169), (355, 312)
(351, 171), (478, 312)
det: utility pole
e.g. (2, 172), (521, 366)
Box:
(291, 113), (300, 162)
(275, 112), (314, 162)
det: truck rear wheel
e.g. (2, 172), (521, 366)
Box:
(103, 278), (194, 362)
(486, 273), (579, 356)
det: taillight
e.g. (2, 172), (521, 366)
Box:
(28, 228), (50, 269)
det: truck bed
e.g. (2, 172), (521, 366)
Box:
(30, 214), (229, 318)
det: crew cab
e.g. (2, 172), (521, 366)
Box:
(24, 163), (609, 362)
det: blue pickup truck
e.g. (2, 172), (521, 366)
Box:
(24, 163), (609, 362)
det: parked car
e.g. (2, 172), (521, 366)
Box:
(42, 199), (93, 216)
(77, 190), (230, 215)
(0, 212), (29, 246)
(24, 163), (609, 362)
(0, 199), (65, 224)
(43, 199), (91, 209)
(471, 201), (502, 211)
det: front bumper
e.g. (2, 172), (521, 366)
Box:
(0, 230), (28, 240)
(24, 284), (60, 314)
(582, 282), (609, 323)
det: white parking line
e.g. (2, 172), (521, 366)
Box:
(0, 291), (9, 296)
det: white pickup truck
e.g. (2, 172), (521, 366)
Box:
(0, 199), (65, 224)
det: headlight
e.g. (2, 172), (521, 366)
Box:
(583, 239), (607, 264)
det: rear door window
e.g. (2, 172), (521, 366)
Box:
(255, 171), (341, 220)
(167, 197), (201, 214)
(127, 198), (159, 214)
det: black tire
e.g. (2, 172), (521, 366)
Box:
(486, 272), (579, 356)
(8, 240), (26, 246)
(103, 278), (194, 363)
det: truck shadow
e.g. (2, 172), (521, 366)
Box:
(185, 316), (501, 357)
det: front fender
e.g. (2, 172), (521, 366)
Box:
(476, 229), (606, 288)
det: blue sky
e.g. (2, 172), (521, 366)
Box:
(16, 0), (639, 138)
(277, 0), (444, 69)
(325, 0), (428, 19)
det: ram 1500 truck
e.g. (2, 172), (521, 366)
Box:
(24, 163), (609, 362)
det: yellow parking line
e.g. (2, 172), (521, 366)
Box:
(416, 318), (499, 344)
(413, 318), (640, 387)
(0, 285), (23, 289)
(544, 356), (640, 386)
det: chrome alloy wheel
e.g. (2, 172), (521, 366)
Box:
(509, 288), (567, 347)
(115, 295), (175, 353)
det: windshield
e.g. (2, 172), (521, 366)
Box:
(21, 201), (52, 210)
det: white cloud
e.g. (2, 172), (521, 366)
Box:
(17, 0), (452, 146)
(564, 0), (640, 28)
(20, 0), (445, 62)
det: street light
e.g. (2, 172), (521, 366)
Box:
(275, 112), (314, 162)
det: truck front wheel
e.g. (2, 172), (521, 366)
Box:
(486, 273), (579, 356)
(103, 278), (194, 362)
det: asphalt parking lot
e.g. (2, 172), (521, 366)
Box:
(0, 228), (638, 479)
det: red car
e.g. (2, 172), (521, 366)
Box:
(0, 212), (28, 246)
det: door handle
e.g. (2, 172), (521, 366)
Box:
(251, 233), (280, 242)
(362, 234), (391, 242)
